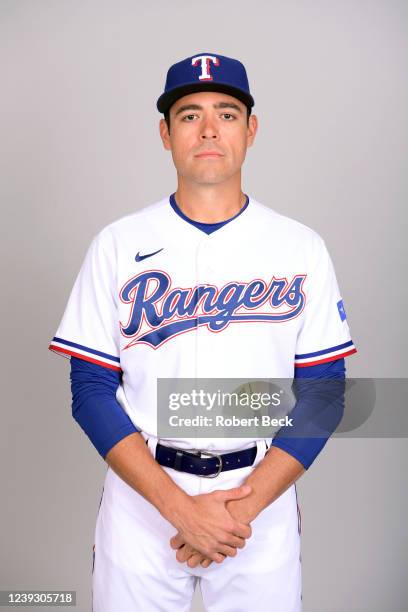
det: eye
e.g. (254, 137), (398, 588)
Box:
(182, 114), (197, 122)
(222, 113), (235, 120)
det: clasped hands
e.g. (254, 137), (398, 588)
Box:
(169, 484), (254, 569)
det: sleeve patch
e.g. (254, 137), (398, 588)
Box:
(337, 299), (347, 322)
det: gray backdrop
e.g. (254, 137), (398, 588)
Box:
(1, 1), (407, 610)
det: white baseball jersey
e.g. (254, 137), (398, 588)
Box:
(49, 195), (356, 452)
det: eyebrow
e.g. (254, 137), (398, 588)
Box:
(174, 102), (243, 116)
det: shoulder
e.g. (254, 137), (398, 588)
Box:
(89, 196), (170, 247)
(248, 197), (326, 251)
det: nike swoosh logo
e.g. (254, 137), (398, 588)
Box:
(135, 248), (164, 262)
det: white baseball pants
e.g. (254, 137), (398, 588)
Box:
(92, 437), (302, 611)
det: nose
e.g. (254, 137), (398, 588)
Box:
(200, 115), (219, 140)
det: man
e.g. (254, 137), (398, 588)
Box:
(49, 53), (357, 611)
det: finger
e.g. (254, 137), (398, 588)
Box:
(170, 533), (184, 549)
(215, 544), (238, 558)
(221, 517), (252, 540)
(203, 550), (228, 564)
(226, 535), (246, 549)
(176, 545), (194, 563)
(213, 552), (228, 563)
(187, 553), (205, 568)
(180, 544), (214, 567)
(178, 545), (210, 567)
(231, 523), (252, 540)
(218, 531), (249, 548)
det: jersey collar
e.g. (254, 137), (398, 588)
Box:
(169, 193), (250, 235)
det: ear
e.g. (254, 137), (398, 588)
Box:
(159, 118), (172, 151)
(246, 114), (258, 148)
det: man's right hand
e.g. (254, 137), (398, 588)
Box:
(169, 485), (253, 563)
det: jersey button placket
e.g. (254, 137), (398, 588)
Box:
(194, 236), (212, 451)
(195, 236), (215, 375)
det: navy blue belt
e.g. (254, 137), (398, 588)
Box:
(155, 443), (258, 478)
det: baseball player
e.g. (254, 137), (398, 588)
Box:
(49, 53), (357, 611)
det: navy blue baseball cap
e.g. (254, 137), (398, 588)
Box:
(157, 52), (255, 114)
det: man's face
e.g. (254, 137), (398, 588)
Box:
(159, 91), (258, 186)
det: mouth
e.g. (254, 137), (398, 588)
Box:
(194, 152), (224, 158)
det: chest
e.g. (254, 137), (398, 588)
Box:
(115, 231), (308, 350)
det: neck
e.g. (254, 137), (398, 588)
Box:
(174, 176), (246, 223)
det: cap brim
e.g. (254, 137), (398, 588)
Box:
(157, 82), (254, 114)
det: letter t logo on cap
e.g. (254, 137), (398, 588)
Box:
(191, 55), (219, 81)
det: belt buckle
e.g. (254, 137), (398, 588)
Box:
(196, 449), (223, 478)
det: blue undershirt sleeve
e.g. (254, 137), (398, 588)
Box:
(271, 358), (346, 469)
(70, 356), (140, 459)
